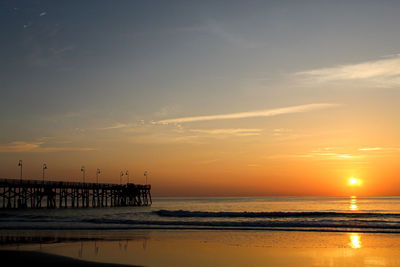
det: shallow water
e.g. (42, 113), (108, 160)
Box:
(2, 230), (400, 267)
(1, 196), (400, 232)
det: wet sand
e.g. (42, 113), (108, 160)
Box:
(2, 230), (400, 267)
(0, 250), (140, 267)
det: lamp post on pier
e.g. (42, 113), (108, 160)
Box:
(120, 171), (124, 184)
(96, 168), (101, 184)
(18, 160), (23, 182)
(125, 170), (129, 184)
(144, 171), (148, 185)
(42, 163), (48, 182)
(81, 166), (86, 183)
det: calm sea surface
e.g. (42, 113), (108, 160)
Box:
(1, 196), (400, 232)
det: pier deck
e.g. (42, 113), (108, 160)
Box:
(0, 178), (151, 209)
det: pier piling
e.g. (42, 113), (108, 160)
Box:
(0, 179), (151, 209)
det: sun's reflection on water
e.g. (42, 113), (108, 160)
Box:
(349, 196), (358, 211)
(349, 233), (362, 249)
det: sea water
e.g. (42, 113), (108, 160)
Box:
(1, 196), (400, 232)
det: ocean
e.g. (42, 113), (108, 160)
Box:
(1, 196), (400, 233)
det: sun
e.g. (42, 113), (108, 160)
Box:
(349, 178), (361, 186)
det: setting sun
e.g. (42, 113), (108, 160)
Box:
(349, 178), (362, 186)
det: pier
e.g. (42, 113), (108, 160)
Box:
(0, 178), (151, 209)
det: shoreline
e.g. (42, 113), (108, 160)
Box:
(0, 250), (141, 267)
(2, 229), (400, 267)
(1, 226), (400, 234)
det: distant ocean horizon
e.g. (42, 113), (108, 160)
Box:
(1, 196), (400, 233)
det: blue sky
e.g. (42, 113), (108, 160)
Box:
(1, 1), (400, 195)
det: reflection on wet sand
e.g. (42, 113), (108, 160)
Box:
(2, 231), (400, 267)
(349, 233), (361, 249)
(76, 239), (148, 259)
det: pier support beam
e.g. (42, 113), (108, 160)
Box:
(0, 179), (151, 209)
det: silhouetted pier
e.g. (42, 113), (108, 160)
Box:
(0, 178), (151, 209)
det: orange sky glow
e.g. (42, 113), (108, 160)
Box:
(1, 1), (400, 197)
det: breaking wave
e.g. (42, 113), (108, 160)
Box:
(154, 209), (400, 218)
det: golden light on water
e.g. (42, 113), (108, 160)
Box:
(349, 233), (362, 249)
(349, 196), (358, 211)
(350, 204), (358, 211)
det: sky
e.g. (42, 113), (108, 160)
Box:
(1, 0), (400, 196)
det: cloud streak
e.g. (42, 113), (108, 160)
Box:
(99, 123), (129, 130)
(296, 55), (400, 87)
(178, 19), (263, 49)
(156, 103), (340, 124)
(191, 128), (262, 136)
(359, 147), (400, 151)
(0, 141), (95, 153)
(0, 141), (41, 152)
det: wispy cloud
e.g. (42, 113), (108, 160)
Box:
(247, 164), (261, 167)
(273, 128), (292, 135)
(268, 147), (366, 161)
(269, 152), (362, 160)
(153, 105), (182, 118)
(274, 146), (400, 160)
(37, 146), (95, 152)
(191, 128), (262, 136)
(129, 133), (203, 145)
(359, 147), (400, 151)
(197, 159), (221, 165)
(98, 120), (151, 132)
(51, 45), (75, 55)
(178, 19), (263, 49)
(0, 141), (41, 152)
(296, 55), (400, 87)
(272, 128), (313, 141)
(359, 147), (383, 151)
(0, 141), (95, 153)
(99, 123), (130, 130)
(23, 22), (32, 29)
(156, 103), (340, 124)
(310, 152), (359, 159)
(307, 147), (362, 159)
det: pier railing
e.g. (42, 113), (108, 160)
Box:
(0, 178), (151, 209)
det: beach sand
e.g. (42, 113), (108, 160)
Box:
(0, 250), (140, 267)
(2, 230), (400, 267)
